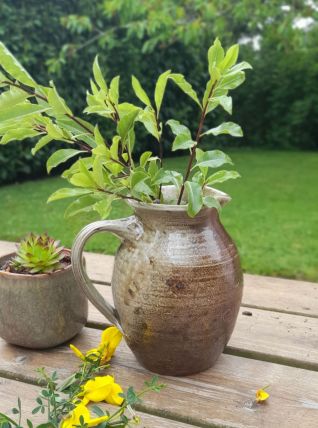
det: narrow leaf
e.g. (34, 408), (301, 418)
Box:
(185, 181), (203, 217)
(195, 150), (233, 169)
(117, 109), (140, 142)
(109, 76), (120, 105)
(131, 75), (152, 107)
(221, 44), (239, 71)
(0, 42), (37, 87)
(47, 187), (92, 203)
(46, 149), (85, 173)
(206, 170), (240, 185)
(169, 73), (201, 108)
(172, 133), (196, 151)
(1, 128), (39, 145)
(93, 56), (107, 92)
(47, 82), (72, 115)
(0, 103), (49, 122)
(219, 71), (245, 90)
(166, 119), (191, 137)
(154, 70), (171, 115)
(202, 122), (243, 138)
(208, 38), (224, 74)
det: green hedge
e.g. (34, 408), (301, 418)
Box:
(0, 0), (317, 184)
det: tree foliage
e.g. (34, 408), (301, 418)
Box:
(0, 0), (317, 184)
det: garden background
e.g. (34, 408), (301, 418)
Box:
(0, 0), (317, 281)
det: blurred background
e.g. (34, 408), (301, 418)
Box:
(0, 0), (317, 281)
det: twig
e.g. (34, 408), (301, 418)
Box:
(177, 81), (217, 204)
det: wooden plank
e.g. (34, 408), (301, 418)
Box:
(2, 240), (318, 317)
(88, 285), (318, 370)
(243, 273), (318, 317)
(0, 378), (197, 428)
(0, 330), (317, 428)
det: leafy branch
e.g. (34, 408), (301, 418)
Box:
(0, 38), (251, 218)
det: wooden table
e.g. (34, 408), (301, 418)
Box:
(0, 240), (318, 427)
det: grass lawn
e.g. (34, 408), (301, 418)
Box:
(0, 149), (317, 281)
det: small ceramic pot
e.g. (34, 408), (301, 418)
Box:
(0, 250), (88, 349)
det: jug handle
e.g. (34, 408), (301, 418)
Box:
(71, 216), (143, 333)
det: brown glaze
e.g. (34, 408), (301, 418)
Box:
(72, 186), (243, 375)
(112, 205), (243, 375)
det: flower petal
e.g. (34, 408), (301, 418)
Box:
(69, 344), (85, 360)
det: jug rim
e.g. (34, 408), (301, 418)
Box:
(127, 185), (231, 212)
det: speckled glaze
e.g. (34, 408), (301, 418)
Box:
(72, 186), (243, 375)
(0, 251), (88, 349)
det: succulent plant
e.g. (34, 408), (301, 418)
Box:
(10, 233), (66, 274)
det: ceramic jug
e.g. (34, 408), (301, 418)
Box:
(72, 186), (243, 375)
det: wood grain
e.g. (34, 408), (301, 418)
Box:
(0, 378), (198, 428)
(1, 240), (317, 317)
(0, 330), (317, 428)
(88, 284), (318, 371)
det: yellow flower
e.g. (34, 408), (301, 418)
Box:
(69, 326), (123, 365)
(69, 344), (85, 361)
(61, 403), (109, 428)
(80, 375), (124, 406)
(98, 326), (123, 364)
(256, 387), (270, 403)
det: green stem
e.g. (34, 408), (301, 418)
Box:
(176, 81), (217, 205)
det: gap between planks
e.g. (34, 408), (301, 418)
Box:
(1, 240), (317, 319)
(1, 329), (318, 428)
(0, 378), (201, 428)
(86, 285), (318, 373)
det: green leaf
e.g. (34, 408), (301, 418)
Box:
(46, 121), (65, 139)
(131, 170), (154, 196)
(206, 170), (240, 185)
(65, 195), (97, 218)
(185, 181), (203, 217)
(93, 197), (114, 219)
(131, 75), (152, 107)
(0, 128), (39, 145)
(202, 71), (221, 107)
(0, 103), (49, 122)
(195, 150), (233, 169)
(0, 87), (29, 109)
(154, 70), (171, 115)
(93, 56), (107, 92)
(219, 71), (245, 90)
(47, 187), (92, 203)
(168, 73), (201, 108)
(203, 196), (221, 211)
(220, 44), (239, 71)
(172, 133), (196, 151)
(207, 95), (232, 115)
(109, 76), (120, 105)
(218, 96), (232, 114)
(202, 122), (243, 137)
(208, 38), (224, 74)
(140, 151), (152, 167)
(47, 82), (72, 115)
(230, 61), (253, 73)
(47, 149), (85, 173)
(137, 109), (160, 140)
(0, 42), (37, 87)
(31, 135), (53, 155)
(166, 119), (191, 137)
(117, 108), (140, 142)
(93, 125), (105, 146)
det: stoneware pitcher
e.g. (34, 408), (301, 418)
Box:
(72, 186), (243, 375)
